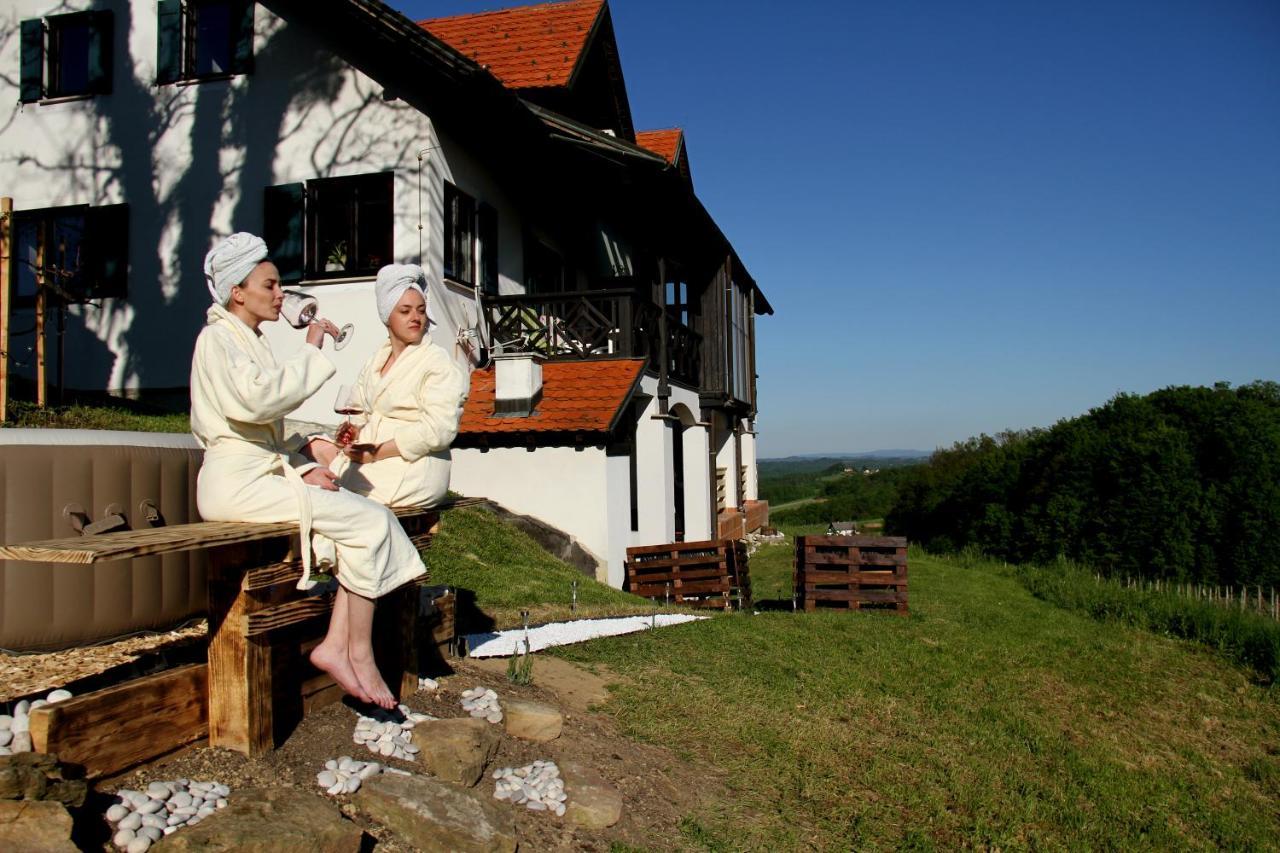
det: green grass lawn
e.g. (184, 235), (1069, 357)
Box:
(429, 505), (662, 629)
(3, 400), (190, 432)
(553, 540), (1280, 850)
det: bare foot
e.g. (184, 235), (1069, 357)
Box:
(349, 651), (396, 710)
(310, 642), (372, 704)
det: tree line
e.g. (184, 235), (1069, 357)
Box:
(885, 382), (1280, 588)
(767, 464), (917, 525)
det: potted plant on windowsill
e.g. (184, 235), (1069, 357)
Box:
(325, 241), (348, 273)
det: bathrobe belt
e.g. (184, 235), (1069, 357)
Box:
(204, 441), (319, 591)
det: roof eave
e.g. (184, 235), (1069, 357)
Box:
(604, 360), (649, 434)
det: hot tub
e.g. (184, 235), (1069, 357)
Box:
(0, 429), (205, 651)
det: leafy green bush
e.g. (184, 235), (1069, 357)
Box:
(887, 381), (1280, 588)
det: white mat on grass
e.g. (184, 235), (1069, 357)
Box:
(465, 614), (706, 658)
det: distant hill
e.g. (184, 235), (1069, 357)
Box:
(763, 450), (930, 462)
(758, 453), (927, 484)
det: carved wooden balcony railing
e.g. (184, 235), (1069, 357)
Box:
(486, 290), (702, 387)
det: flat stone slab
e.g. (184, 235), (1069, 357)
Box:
(560, 761), (623, 829)
(357, 772), (516, 853)
(502, 698), (563, 742)
(0, 753), (86, 807)
(152, 787), (361, 852)
(411, 717), (500, 787)
(0, 800), (77, 852)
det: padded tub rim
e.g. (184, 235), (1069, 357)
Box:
(0, 429), (198, 449)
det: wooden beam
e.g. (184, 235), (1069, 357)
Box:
(27, 664), (208, 778)
(0, 503), (464, 564)
(206, 541), (275, 755)
(0, 197), (11, 423)
(34, 219), (45, 408)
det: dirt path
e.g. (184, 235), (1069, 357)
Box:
(89, 656), (726, 852)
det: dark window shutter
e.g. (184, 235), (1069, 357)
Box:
(231, 1), (254, 75)
(443, 183), (457, 280)
(84, 204), (130, 299)
(478, 203), (498, 295)
(20, 19), (44, 103)
(264, 183), (305, 282)
(87, 11), (114, 95)
(156, 0), (183, 85)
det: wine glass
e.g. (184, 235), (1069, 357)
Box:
(333, 385), (362, 447)
(333, 322), (354, 351)
(282, 289), (354, 351)
(281, 289), (318, 328)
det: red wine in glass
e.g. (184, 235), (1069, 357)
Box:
(333, 385), (362, 447)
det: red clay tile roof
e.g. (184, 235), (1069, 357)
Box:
(634, 129), (683, 164)
(459, 358), (645, 436)
(420, 0), (604, 90)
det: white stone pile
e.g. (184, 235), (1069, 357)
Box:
(351, 703), (434, 760)
(106, 779), (230, 851)
(316, 755), (410, 796)
(491, 760), (566, 816)
(417, 676), (439, 691)
(460, 686), (502, 723)
(0, 690), (75, 755)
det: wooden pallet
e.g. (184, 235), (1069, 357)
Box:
(793, 535), (908, 614)
(626, 539), (734, 611)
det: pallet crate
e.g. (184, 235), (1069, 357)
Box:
(793, 535), (908, 614)
(626, 539), (736, 610)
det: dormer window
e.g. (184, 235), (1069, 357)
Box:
(19, 12), (114, 103)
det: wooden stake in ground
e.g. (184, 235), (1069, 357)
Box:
(0, 197), (10, 422)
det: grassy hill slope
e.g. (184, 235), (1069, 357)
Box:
(428, 504), (656, 629)
(430, 505), (1278, 848)
(553, 542), (1280, 849)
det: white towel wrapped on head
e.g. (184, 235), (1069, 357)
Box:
(204, 232), (268, 305)
(375, 263), (427, 324)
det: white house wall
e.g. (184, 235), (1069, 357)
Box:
(631, 381), (671, 545)
(740, 421), (759, 501)
(601, 450), (631, 588)
(713, 410), (741, 509)
(632, 375), (711, 547)
(0, 1), (524, 402)
(448, 444), (614, 581)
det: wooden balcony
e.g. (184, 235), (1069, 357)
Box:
(486, 289), (702, 387)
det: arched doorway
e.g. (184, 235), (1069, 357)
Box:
(669, 404), (700, 542)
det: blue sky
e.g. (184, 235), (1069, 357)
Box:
(392, 0), (1280, 457)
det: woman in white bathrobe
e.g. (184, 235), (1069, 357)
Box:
(191, 233), (422, 710)
(314, 264), (468, 506)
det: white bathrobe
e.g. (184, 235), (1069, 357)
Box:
(330, 337), (469, 507)
(190, 304), (425, 598)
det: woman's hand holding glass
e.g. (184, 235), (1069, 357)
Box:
(282, 290), (353, 351)
(333, 385), (363, 449)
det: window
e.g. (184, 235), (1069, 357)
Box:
(477, 202), (498, 296)
(263, 173), (393, 282)
(19, 12), (113, 103)
(665, 276), (690, 328)
(156, 0), (254, 85)
(726, 279), (752, 403)
(443, 182), (476, 286)
(9, 204), (130, 306)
